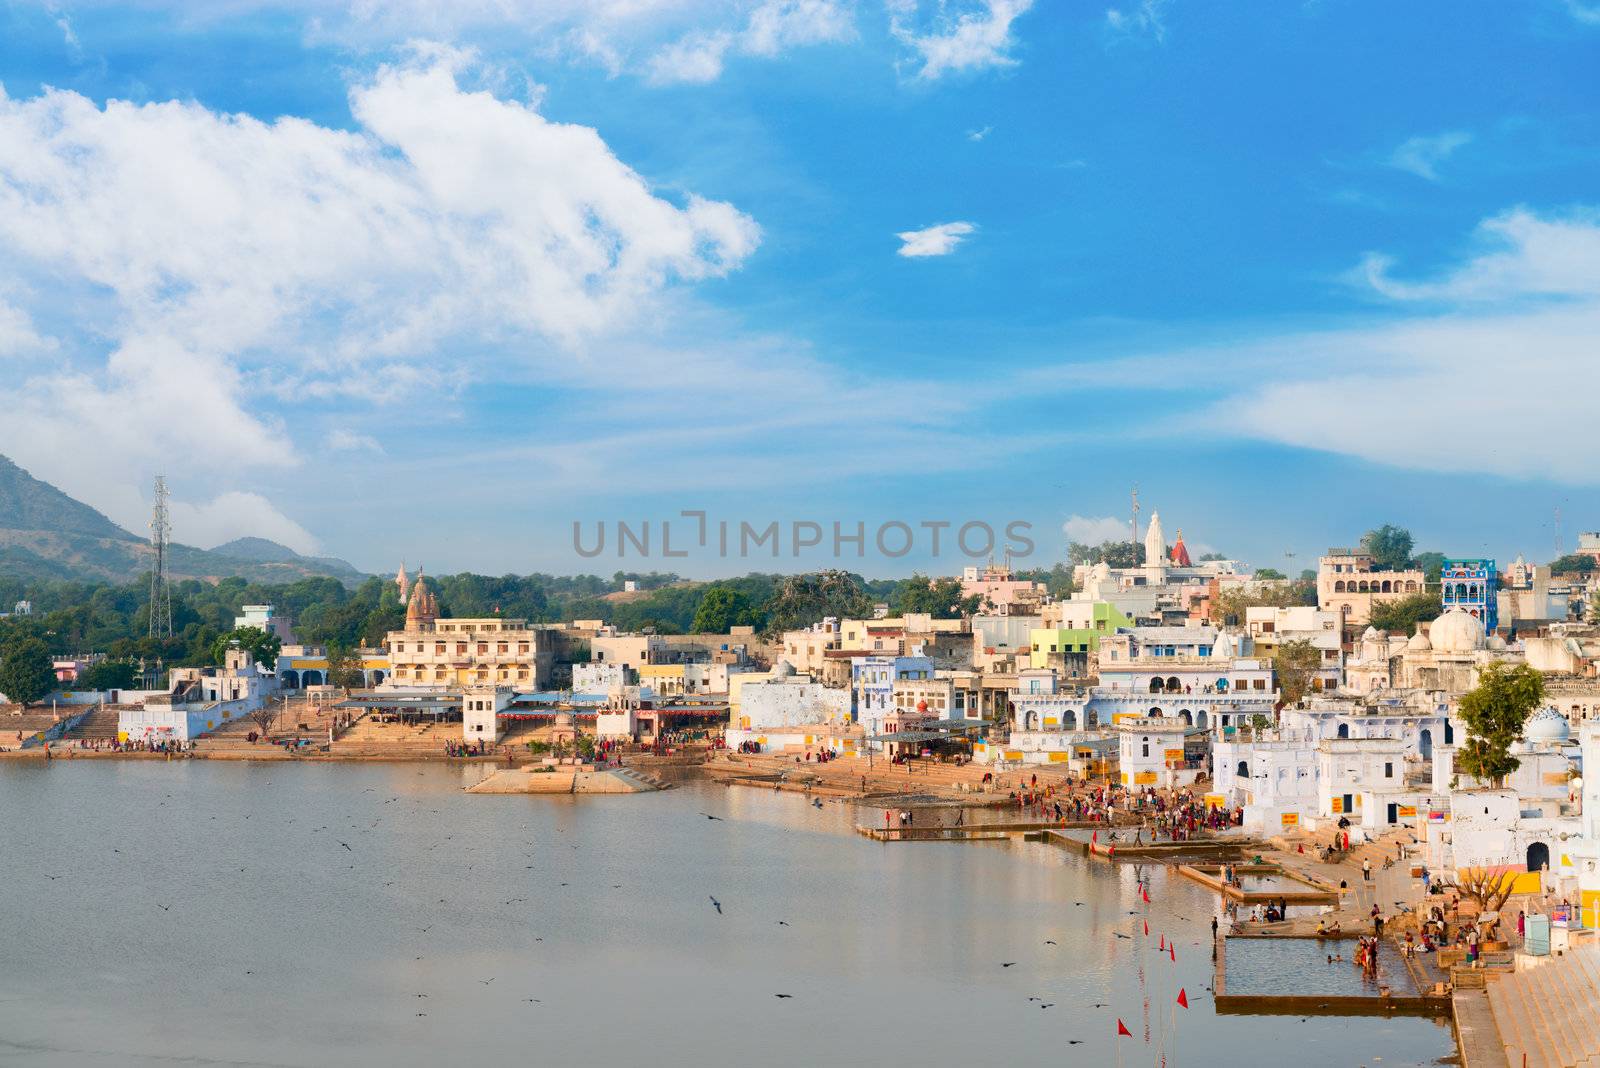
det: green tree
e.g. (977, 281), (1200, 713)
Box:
(1550, 553), (1597, 576)
(1410, 551), (1447, 583)
(323, 643), (364, 690)
(893, 575), (980, 619)
(1367, 592), (1442, 635)
(210, 626), (282, 670)
(1456, 661), (1545, 787)
(691, 586), (759, 633)
(1273, 639), (1322, 708)
(1068, 540), (1145, 569)
(77, 659), (138, 691)
(1209, 580), (1316, 624)
(1361, 524), (1415, 572)
(762, 571), (873, 635)
(1014, 563), (1074, 598)
(0, 636), (55, 707)
(1255, 567), (1287, 581)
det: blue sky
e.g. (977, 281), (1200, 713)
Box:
(0, 0), (1597, 578)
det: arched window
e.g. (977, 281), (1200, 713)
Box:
(1381, 580), (1392, 593)
(1405, 581), (1418, 593)
(1236, 760), (1249, 779)
(1148, 707), (1164, 718)
(1166, 676), (1182, 693)
(1149, 678), (1163, 693)
(1335, 580), (1346, 593)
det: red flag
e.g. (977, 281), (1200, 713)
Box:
(1158, 934), (1165, 951)
(1108, 844), (1116, 857)
(1177, 988), (1189, 1008)
(1169, 944), (1176, 962)
(1117, 1019), (1132, 1037)
(1142, 884), (1150, 903)
(1143, 919), (1149, 936)
(1092, 829), (1099, 844)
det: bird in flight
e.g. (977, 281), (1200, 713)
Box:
(340, 842), (352, 851)
(773, 994), (794, 999)
(1044, 940), (1057, 946)
(155, 904), (171, 911)
(776, 921), (790, 926)
(1000, 962), (1016, 968)
(700, 813), (723, 821)
(479, 978), (495, 985)
(709, 896), (723, 914)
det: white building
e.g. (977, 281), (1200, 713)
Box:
(727, 661), (851, 737)
(121, 647), (275, 743)
(462, 686), (513, 742)
(1117, 716), (1209, 790)
(573, 661), (633, 694)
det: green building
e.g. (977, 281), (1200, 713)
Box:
(1029, 602), (1134, 669)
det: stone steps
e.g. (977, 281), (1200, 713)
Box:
(1485, 947), (1600, 1067)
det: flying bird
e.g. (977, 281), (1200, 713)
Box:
(776, 921), (790, 926)
(700, 813), (723, 821)
(1044, 940), (1057, 945)
(1000, 962), (1016, 968)
(773, 994), (794, 999)
(710, 896), (723, 915)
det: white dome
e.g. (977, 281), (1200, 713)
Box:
(1211, 632), (1240, 659)
(1362, 626), (1382, 640)
(1487, 634), (1508, 651)
(1406, 629), (1432, 652)
(1525, 706), (1571, 743)
(1429, 608), (1486, 653)
(771, 659), (796, 678)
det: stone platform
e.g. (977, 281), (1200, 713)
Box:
(466, 764), (666, 795)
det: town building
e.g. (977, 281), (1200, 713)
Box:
(1440, 558), (1498, 633)
(1316, 548), (1427, 628)
(1117, 716), (1209, 789)
(233, 604), (296, 644)
(960, 563), (1045, 615)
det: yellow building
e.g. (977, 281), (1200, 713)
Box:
(381, 574), (555, 689)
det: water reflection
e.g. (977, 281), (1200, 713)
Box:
(0, 762), (1451, 1067)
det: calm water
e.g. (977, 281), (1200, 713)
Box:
(1225, 936), (1418, 996)
(0, 762), (1452, 1067)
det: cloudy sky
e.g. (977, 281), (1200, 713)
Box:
(0, 0), (1596, 578)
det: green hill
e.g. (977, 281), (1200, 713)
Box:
(0, 456), (365, 585)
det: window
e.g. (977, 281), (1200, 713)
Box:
(1384, 762), (1393, 778)
(1141, 742), (1150, 757)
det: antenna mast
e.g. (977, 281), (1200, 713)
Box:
(148, 475), (173, 639)
(1130, 485), (1140, 546)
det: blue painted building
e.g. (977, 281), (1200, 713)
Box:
(852, 654), (934, 738)
(1441, 558), (1498, 633)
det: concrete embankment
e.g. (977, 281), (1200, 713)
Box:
(466, 765), (666, 795)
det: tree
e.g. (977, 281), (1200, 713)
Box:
(1198, 552), (1228, 562)
(1361, 524), (1415, 572)
(1273, 639), (1322, 708)
(893, 575), (980, 619)
(1014, 563), (1074, 598)
(1367, 592), (1442, 635)
(1208, 581), (1316, 625)
(78, 659), (138, 691)
(210, 626), (282, 670)
(247, 699), (279, 739)
(1456, 661), (1545, 788)
(1550, 553), (1597, 576)
(323, 643), (364, 690)
(1410, 551), (1447, 584)
(1255, 567), (1287, 581)
(0, 636), (55, 707)
(691, 586), (759, 634)
(1068, 540), (1145, 569)
(1442, 866), (1519, 915)
(762, 571), (873, 635)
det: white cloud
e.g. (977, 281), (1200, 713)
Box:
(0, 48), (759, 546)
(1357, 207), (1600, 302)
(966, 125), (992, 142)
(1386, 130), (1472, 181)
(0, 300), (55, 358)
(327, 429), (384, 454)
(1564, 1), (1600, 25)
(1063, 515), (1131, 544)
(647, 0), (854, 84)
(1104, 0), (1170, 42)
(173, 491), (320, 554)
(896, 220), (976, 257)
(1039, 206), (1600, 487)
(894, 0), (1034, 81)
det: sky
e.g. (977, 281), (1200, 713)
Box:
(0, 0), (1597, 579)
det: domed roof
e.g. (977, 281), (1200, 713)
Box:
(1210, 632), (1240, 659)
(554, 711), (575, 727)
(1525, 706), (1571, 743)
(771, 659), (796, 678)
(1406, 629), (1432, 652)
(1362, 626), (1383, 640)
(1429, 608), (1486, 653)
(1486, 634), (1508, 651)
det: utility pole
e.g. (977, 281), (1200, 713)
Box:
(148, 476), (172, 639)
(1130, 485), (1140, 546)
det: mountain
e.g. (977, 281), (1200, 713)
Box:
(0, 455), (366, 586)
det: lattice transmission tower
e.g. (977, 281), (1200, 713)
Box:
(148, 475), (173, 639)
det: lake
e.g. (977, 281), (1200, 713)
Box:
(0, 761), (1453, 1067)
